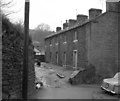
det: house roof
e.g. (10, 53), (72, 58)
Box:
(45, 12), (108, 39)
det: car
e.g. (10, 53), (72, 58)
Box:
(101, 72), (120, 94)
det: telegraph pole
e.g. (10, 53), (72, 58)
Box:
(22, 0), (30, 99)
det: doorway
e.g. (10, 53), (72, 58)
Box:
(63, 52), (66, 67)
(73, 50), (77, 69)
(56, 52), (58, 64)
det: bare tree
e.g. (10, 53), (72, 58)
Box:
(13, 19), (24, 33)
(0, 0), (15, 16)
(0, 0), (13, 8)
(35, 23), (51, 31)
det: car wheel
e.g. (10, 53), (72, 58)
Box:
(109, 92), (116, 96)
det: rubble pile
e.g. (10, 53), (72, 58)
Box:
(68, 64), (98, 85)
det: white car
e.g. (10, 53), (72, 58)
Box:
(101, 72), (120, 94)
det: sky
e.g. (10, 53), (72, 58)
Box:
(3, 0), (107, 31)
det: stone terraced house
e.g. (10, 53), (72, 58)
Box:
(45, 1), (120, 78)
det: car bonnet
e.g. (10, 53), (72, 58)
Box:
(104, 78), (119, 85)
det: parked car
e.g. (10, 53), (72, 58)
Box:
(101, 72), (120, 94)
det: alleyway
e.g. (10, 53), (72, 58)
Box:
(29, 63), (119, 99)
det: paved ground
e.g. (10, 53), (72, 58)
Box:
(29, 63), (119, 99)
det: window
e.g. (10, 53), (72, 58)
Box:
(75, 31), (77, 40)
(50, 40), (52, 46)
(56, 36), (58, 45)
(63, 34), (67, 44)
(73, 31), (78, 43)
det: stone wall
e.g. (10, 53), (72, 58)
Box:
(28, 44), (36, 97)
(2, 17), (35, 99)
(87, 12), (119, 78)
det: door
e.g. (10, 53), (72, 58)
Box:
(56, 52), (58, 64)
(50, 52), (51, 63)
(63, 52), (66, 67)
(73, 50), (77, 69)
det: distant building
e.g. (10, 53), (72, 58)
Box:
(34, 48), (45, 62)
(34, 48), (41, 55)
(45, 1), (120, 78)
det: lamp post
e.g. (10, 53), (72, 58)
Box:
(22, 0), (30, 99)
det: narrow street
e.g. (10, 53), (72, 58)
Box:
(29, 63), (119, 99)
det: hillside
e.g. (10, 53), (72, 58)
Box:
(29, 28), (54, 52)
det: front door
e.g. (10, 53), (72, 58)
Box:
(73, 50), (77, 69)
(56, 52), (58, 64)
(63, 52), (66, 67)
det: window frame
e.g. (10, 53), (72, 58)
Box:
(63, 34), (67, 44)
(73, 31), (78, 43)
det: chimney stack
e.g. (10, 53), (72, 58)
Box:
(106, 0), (120, 12)
(63, 20), (68, 29)
(77, 14), (88, 24)
(89, 8), (102, 20)
(68, 19), (77, 27)
(56, 27), (61, 32)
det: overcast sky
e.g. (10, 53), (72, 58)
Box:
(4, 0), (107, 31)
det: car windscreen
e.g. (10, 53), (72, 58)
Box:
(114, 72), (120, 79)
